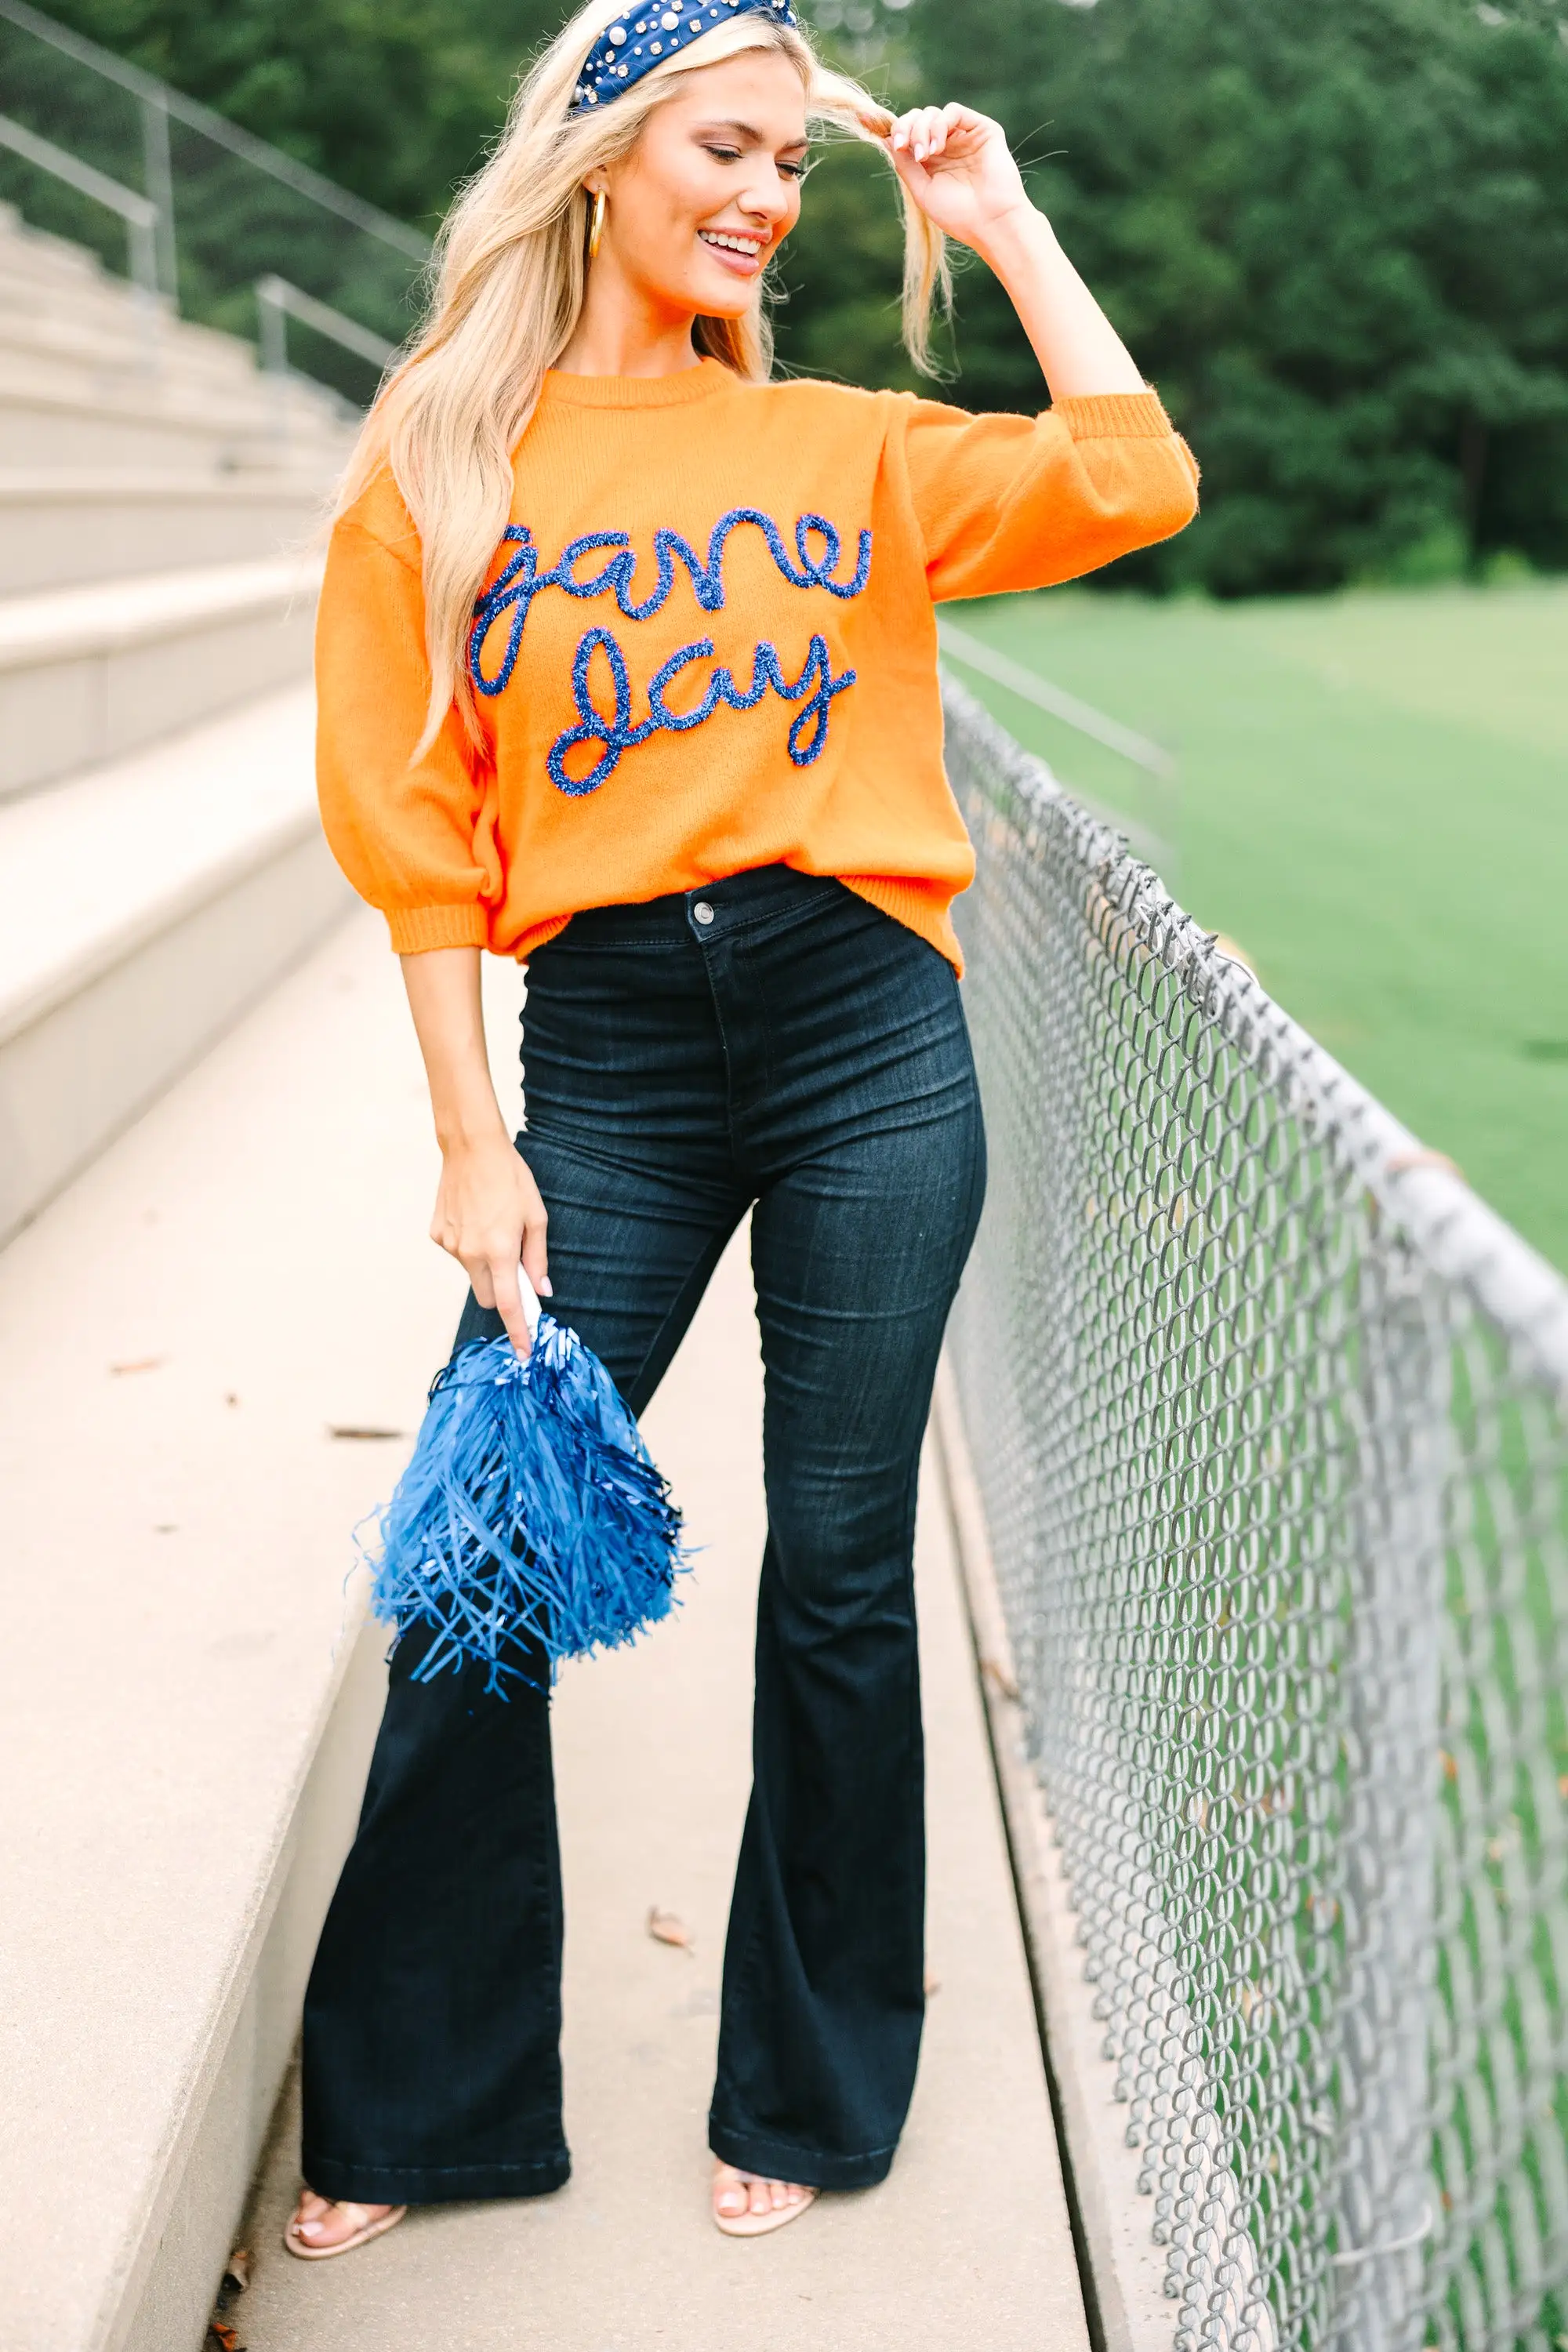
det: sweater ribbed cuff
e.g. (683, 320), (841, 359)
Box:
(385, 902), (492, 954)
(1053, 389), (1174, 440)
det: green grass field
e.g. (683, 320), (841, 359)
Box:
(943, 580), (1568, 1276)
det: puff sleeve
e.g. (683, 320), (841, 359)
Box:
(314, 495), (499, 955)
(891, 387), (1200, 603)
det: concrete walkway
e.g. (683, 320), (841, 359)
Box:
(238, 1179), (1088, 2346)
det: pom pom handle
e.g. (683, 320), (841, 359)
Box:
(517, 1264), (543, 1340)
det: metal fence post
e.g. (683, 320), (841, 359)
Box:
(139, 89), (176, 305)
(256, 275), (289, 377)
(1326, 1241), (1446, 2350)
(255, 276), (291, 448)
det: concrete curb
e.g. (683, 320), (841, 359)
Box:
(931, 1354), (1177, 2352)
(0, 829), (351, 1245)
(112, 1612), (386, 2352)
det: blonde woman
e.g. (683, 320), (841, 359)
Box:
(288, 0), (1197, 2258)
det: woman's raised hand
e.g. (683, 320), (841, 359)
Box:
(882, 103), (1032, 255)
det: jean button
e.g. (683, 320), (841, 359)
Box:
(692, 900), (716, 927)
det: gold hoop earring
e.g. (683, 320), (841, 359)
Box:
(588, 189), (607, 262)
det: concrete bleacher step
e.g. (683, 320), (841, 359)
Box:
(0, 200), (99, 276)
(0, 470), (329, 594)
(0, 205), (358, 459)
(0, 299), (272, 403)
(0, 328), (343, 425)
(0, 371), (350, 471)
(0, 358), (352, 470)
(0, 211), (354, 470)
(0, 199), (134, 288)
(0, 555), (325, 799)
(0, 681), (353, 1246)
(0, 266), (264, 378)
(0, 204), (317, 387)
(0, 230), (236, 314)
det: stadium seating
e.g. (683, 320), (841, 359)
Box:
(0, 201), (355, 1247)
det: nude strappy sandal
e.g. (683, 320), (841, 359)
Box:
(712, 2174), (818, 2239)
(284, 2197), (408, 2260)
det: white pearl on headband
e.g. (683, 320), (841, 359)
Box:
(571, 0), (797, 114)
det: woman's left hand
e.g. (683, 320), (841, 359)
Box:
(882, 103), (1032, 254)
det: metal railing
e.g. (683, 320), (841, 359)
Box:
(0, 106), (154, 294)
(256, 274), (398, 379)
(941, 612), (1181, 880)
(940, 675), (1568, 2352)
(0, 0), (428, 401)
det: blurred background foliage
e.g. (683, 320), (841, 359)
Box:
(20, 0), (562, 225)
(34, 0), (1568, 595)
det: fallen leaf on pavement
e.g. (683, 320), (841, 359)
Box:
(648, 1905), (695, 1955)
(205, 2324), (242, 2352)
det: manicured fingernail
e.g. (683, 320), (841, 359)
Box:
(538, 1276), (553, 1296)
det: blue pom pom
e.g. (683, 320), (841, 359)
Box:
(364, 1315), (688, 1696)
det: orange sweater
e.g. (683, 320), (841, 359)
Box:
(315, 361), (1197, 970)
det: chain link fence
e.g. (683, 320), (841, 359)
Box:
(939, 676), (1568, 2352)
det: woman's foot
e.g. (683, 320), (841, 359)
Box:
(284, 2190), (406, 2259)
(711, 2160), (817, 2238)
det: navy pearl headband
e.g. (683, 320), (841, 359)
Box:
(570, 0), (799, 114)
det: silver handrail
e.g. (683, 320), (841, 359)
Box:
(939, 615), (1175, 777)
(0, 107), (158, 351)
(256, 274), (399, 376)
(0, 0), (429, 261)
(939, 615), (1181, 874)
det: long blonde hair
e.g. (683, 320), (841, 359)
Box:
(334, 0), (950, 757)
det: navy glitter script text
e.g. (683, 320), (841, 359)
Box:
(467, 507), (872, 789)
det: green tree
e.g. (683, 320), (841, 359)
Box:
(880, 0), (1568, 591)
(771, 140), (928, 393)
(767, 2), (929, 391)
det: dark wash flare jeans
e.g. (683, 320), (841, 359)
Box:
(301, 867), (986, 2205)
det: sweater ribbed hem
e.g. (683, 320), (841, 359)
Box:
(1053, 388), (1174, 440)
(385, 902), (491, 954)
(839, 874), (965, 978)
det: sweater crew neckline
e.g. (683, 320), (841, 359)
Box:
(540, 356), (735, 410)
